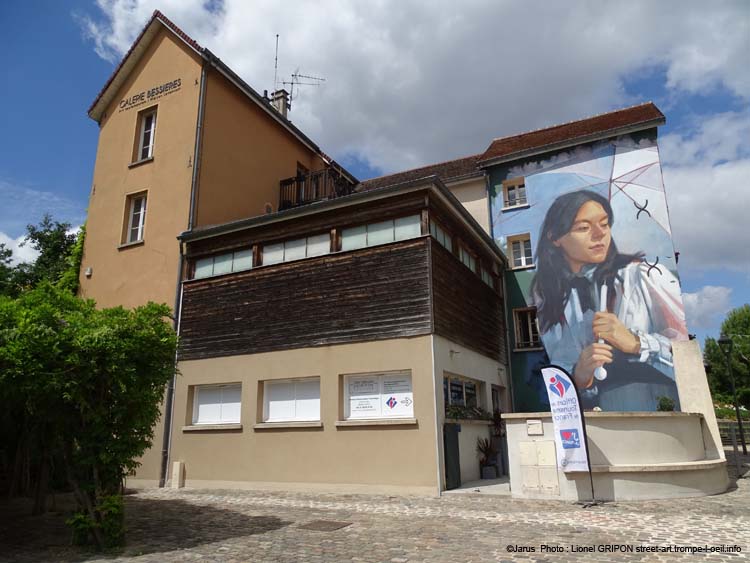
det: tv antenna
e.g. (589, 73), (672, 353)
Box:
(282, 70), (326, 103)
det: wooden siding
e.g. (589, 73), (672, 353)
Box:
(178, 238), (432, 360)
(431, 239), (506, 362)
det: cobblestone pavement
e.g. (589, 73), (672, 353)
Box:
(2, 449), (748, 563)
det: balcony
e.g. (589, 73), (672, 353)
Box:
(279, 168), (356, 210)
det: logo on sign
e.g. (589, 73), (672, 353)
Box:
(548, 376), (571, 398)
(560, 429), (581, 449)
(386, 396), (398, 409)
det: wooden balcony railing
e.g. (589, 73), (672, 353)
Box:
(279, 168), (355, 210)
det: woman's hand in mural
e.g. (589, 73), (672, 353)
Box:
(574, 342), (613, 389)
(593, 312), (641, 354)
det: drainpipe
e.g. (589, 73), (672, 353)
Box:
(485, 172), (515, 413)
(158, 57), (209, 488)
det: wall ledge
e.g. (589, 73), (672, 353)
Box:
(566, 458), (726, 474)
(182, 423), (243, 432)
(336, 418), (417, 427)
(502, 411), (702, 420)
(253, 421), (323, 430)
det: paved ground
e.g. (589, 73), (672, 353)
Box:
(1, 448), (748, 563)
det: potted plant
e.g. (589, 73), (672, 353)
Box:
(476, 437), (498, 479)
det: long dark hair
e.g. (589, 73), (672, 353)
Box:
(531, 190), (642, 333)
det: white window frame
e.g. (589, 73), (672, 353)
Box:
(138, 109), (157, 161)
(263, 233), (331, 265)
(193, 248), (253, 279)
(262, 378), (321, 423)
(343, 371), (413, 420)
(508, 233), (533, 269)
(513, 307), (542, 350)
(481, 267), (494, 288)
(192, 383), (242, 425)
(501, 177), (527, 209)
(429, 220), (452, 252)
(459, 246), (476, 272)
(341, 215), (421, 252)
(443, 375), (482, 408)
(126, 193), (147, 244)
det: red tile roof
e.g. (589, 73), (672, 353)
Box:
(360, 103), (664, 191)
(359, 154), (483, 191)
(478, 102), (664, 163)
(87, 10), (203, 117)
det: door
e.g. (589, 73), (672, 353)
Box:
(443, 423), (461, 490)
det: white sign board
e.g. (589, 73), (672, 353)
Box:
(541, 366), (590, 473)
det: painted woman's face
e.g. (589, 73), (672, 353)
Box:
(553, 200), (611, 273)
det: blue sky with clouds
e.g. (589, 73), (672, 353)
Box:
(0, 0), (748, 345)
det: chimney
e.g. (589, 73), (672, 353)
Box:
(270, 89), (290, 119)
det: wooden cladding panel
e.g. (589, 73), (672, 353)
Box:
(178, 238), (432, 360)
(431, 239), (506, 362)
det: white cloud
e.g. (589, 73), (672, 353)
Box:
(0, 232), (39, 265)
(661, 111), (750, 273)
(77, 0), (750, 175)
(682, 285), (733, 329)
(0, 179), (86, 239)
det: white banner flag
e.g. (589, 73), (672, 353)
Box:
(541, 365), (590, 473)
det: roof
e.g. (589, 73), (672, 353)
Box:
(86, 10), (357, 184)
(359, 154), (483, 191)
(88, 10), (202, 120)
(180, 176), (507, 266)
(478, 102), (665, 165)
(358, 103), (665, 191)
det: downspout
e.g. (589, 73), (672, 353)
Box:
(159, 57), (209, 487)
(485, 172), (515, 413)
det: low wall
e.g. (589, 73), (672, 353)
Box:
(503, 412), (729, 501)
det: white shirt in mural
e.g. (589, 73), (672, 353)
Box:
(538, 262), (688, 382)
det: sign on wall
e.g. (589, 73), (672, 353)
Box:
(541, 365), (590, 473)
(118, 78), (182, 112)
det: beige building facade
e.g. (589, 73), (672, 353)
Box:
(81, 10), (726, 500)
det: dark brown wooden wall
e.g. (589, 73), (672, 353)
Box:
(178, 238), (433, 360)
(431, 240), (506, 362)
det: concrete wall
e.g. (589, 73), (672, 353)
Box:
(673, 339), (725, 459)
(194, 70), (326, 227)
(80, 29), (203, 484)
(80, 28), (201, 311)
(504, 412), (729, 501)
(447, 177), (490, 235)
(167, 336), (440, 494)
(432, 335), (509, 488)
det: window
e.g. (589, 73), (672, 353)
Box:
(263, 378), (320, 422)
(502, 177), (527, 209)
(124, 192), (147, 244)
(508, 234), (533, 268)
(514, 308), (541, 349)
(344, 371), (413, 420)
(137, 109), (157, 161)
(443, 375), (481, 408)
(341, 215), (421, 252)
(263, 233), (330, 265)
(192, 384), (241, 425)
(193, 249), (253, 279)
(459, 246), (476, 272)
(481, 267), (494, 289)
(429, 220), (452, 252)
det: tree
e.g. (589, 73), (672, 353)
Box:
(0, 284), (177, 548)
(1, 214), (78, 297)
(704, 304), (750, 408)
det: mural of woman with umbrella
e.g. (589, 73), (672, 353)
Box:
(530, 189), (687, 411)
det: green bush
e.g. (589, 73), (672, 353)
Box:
(656, 396), (676, 412)
(445, 404), (492, 421)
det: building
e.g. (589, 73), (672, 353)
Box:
(80, 11), (726, 498)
